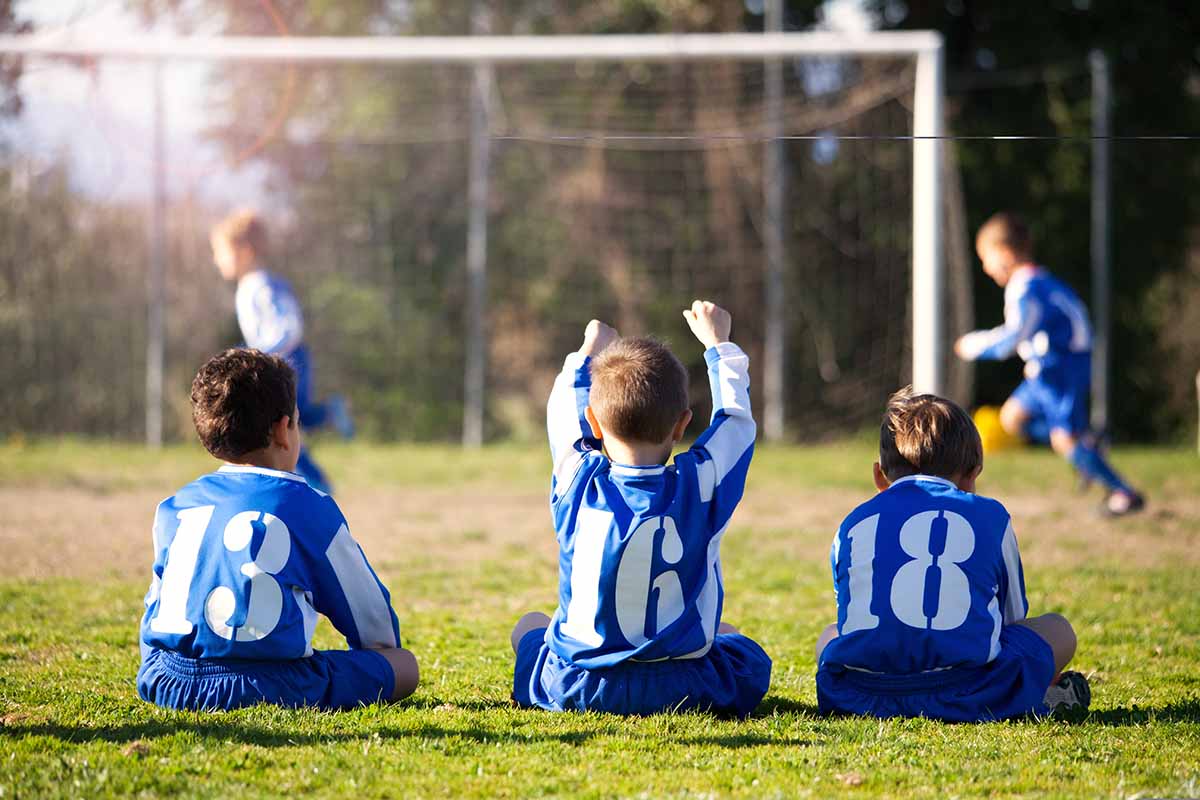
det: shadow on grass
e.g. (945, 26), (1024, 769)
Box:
(4, 718), (813, 750)
(1083, 698), (1200, 726)
(753, 697), (821, 717)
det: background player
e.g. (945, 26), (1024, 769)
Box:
(815, 388), (1090, 721)
(510, 301), (771, 716)
(955, 211), (1143, 517)
(210, 209), (353, 495)
(137, 348), (417, 711)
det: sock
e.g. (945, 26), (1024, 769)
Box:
(1068, 442), (1132, 494)
(1022, 417), (1051, 445)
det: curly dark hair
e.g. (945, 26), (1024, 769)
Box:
(190, 348), (296, 461)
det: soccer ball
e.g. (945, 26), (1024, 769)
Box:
(973, 405), (1020, 455)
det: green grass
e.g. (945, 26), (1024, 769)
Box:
(1, 441), (1198, 798)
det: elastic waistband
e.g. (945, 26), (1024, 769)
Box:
(826, 663), (983, 695)
(153, 649), (290, 679)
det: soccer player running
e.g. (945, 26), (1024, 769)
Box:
(210, 210), (354, 495)
(955, 212), (1144, 517)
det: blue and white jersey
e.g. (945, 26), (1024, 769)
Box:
(544, 342), (756, 670)
(140, 466), (400, 661)
(958, 267), (1091, 378)
(235, 269), (304, 358)
(822, 476), (1029, 675)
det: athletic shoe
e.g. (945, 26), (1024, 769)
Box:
(1044, 671), (1091, 714)
(1099, 490), (1145, 518)
(327, 395), (355, 440)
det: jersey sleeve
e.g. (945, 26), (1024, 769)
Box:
(957, 284), (1042, 362)
(547, 351), (601, 498)
(308, 502), (402, 650)
(238, 277), (304, 356)
(685, 342), (756, 530)
(997, 516), (1029, 624)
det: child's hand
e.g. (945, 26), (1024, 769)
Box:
(682, 300), (731, 349)
(581, 319), (619, 356)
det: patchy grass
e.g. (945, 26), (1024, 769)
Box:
(1, 441), (1198, 798)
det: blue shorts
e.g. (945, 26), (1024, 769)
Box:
(816, 624), (1056, 722)
(512, 628), (772, 717)
(137, 648), (394, 711)
(1010, 355), (1090, 436)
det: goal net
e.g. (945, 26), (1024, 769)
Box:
(0, 33), (946, 443)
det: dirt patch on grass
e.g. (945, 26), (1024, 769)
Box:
(1, 481), (1195, 582)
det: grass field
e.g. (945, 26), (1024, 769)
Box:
(1, 439), (1198, 798)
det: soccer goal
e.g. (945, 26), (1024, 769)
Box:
(0, 30), (944, 445)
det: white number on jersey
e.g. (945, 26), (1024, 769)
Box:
(560, 512), (688, 648)
(149, 506), (292, 641)
(840, 509), (977, 633)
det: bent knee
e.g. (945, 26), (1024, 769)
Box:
(999, 401), (1028, 436)
(511, 611), (551, 653)
(1049, 429), (1077, 455)
(815, 623), (839, 663)
(381, 647), (419, 701)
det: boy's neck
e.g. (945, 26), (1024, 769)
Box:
(236, 264), (266, 283)
(225, 448), (293, 473)
(603, 438), (673, 468)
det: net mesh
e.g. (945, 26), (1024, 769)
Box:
(0, 52), (929, 441)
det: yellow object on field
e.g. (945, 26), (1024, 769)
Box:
(973, 405), (1021, 455)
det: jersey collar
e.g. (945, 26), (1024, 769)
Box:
(609, 463), (667, 478)
(888, 474), (956, 490)
(218, 464), (308, 483)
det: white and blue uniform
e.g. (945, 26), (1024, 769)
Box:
(817, 476), (1055, 721)
(137, 466), (400, 710)
(957, 266), (1092, 436)
(513, 342), (772, 716)
(234, 270), (343, 492)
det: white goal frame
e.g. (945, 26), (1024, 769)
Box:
(0, 30), (944, 445)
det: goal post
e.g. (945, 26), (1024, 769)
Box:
(0, 30), (945, 444)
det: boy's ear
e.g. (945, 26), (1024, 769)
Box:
(584, 406), (604, 440)
(270, 414), (293, 449)
(671, 409), (693, 443)
(873, 462), (891, 492)
(958, 463), (984, 493)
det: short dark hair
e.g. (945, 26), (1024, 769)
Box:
(977, 211), (1033, 260)
(879, 386), (982, 482)
(191, 348), (296, 461)
(589, 337), (689, 444)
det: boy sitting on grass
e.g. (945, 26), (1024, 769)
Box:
(815, 387), (1090, 722)
(511, 300), (771, 716)
(137, 348), (417, 711)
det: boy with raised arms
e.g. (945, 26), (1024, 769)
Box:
(511, 301), (771, 716)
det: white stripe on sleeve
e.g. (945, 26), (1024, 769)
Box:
(1000, 520), (1028, 624)
(324, 523), (399, 649)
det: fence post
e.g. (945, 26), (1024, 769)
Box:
(145, 61), (166, 447)
(462, 4), (492, 448)
(762, 0), (787, 442)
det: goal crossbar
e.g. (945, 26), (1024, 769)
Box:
(0, 31), (941, 64)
